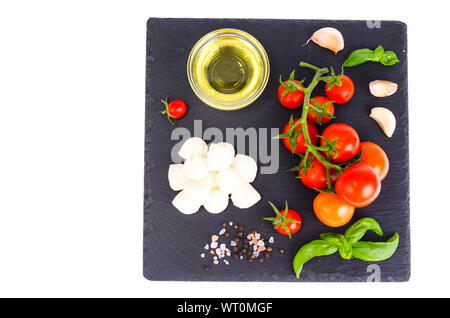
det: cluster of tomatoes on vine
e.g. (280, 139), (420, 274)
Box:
(274, 67), (390, 228)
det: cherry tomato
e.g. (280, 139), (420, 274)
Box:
(160, 97), (187, 124)
(298, 155), (327, 190)
(335, 162), (381, 208)
(264, 201), (301, 238)
(282, 119), (318, 154)
(313, 192), (355, 227)
(277, 81), (305, 109)
(307, 96), (335, 125)
(359, 141), (389, 181)
(320, 123), (360, 163)
(325, 75), (354, 104)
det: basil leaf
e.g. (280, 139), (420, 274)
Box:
(343, 45), (399, 67)
(373, 45), (384, 59)
(342, 48), (377, 67)
(351, 233), (400, 261)
(293, 239), (338, 279)
(344, 218), (383, 245)
(319, 233), (344, 246)
(380, 51), (400, 66)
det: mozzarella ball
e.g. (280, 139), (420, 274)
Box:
(172, 190), (201, 215)
(203, 189), (229, 214)
(168, 164), (187, 191)
(206, 142), (235, 172)
(204, 171), (218, 189)
(231, 154), (258, 183)
(184, 180), (212, 206)
(231, 182), (261, 209)
(216, 167), (244, 194)
(178, 137), (208, 160)
(183, 155), (208, 181)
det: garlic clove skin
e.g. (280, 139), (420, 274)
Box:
(369, 80), (398, 97)
(308, 27), (344, 54)
(370, 107), (396, 138)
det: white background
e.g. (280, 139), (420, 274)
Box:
(0, 0), (448, 298)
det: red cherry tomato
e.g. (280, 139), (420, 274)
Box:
(167, 100), (187, 118)
(313, 192), (355, 227)
(320, 123), (360, 163)
(359, 141), (389, 181)
(335, 162), (381, 208)
(325, 75), (354, 104)
(307, 96), (335, 125)
(281, 119), (318, 154)
(264, 201), (301, 238)
(298, 155), (327, 190)
(160, 97), (187, 124)
(277, 80), (305, 109)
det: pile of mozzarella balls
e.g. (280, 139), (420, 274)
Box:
(168, 137), (261, 215)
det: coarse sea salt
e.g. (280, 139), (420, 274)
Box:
(230, 241), (237, 247)
(211, 241), (218, 249)
(219, 228), (226, 235)
(204, 244), (209, 250)
(254, 233), (261, 240)
(269, 237), (274, 243)
(200, 253), (205, 258)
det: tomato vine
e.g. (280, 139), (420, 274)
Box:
(276, 62), (362, 192)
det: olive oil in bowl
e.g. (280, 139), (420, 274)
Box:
(187, 29), (270, 110)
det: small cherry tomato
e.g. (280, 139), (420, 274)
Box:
(277, 70), (305, 109)
(313, 192), (355, 227)
(281, 118), (318, 154)
(325, 75), (354, 104)
(335, 162), (381, 208)
(359, 141), (389, 181)
(297, 155), (327, 190)
(321, 123), (360, 163)
(264, 201), (301, 238)
(307, 96), (335, 125)
(160, 97), (187, 124)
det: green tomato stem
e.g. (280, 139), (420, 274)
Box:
(297, 63), (342, 191)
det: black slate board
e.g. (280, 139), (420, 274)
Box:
(144, 18), (409, 282)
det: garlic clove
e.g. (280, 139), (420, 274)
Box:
(370, 107), (396, 138)
(369, 80), (398, 97)
(308, 27), (344, 54)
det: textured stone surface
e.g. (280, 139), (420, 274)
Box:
(144, 18), (409, 282)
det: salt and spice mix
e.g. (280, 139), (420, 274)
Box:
(201, 221), (282, 270)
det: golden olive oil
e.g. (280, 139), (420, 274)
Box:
(207, 48), (250, 94)
(188, 29), (269, 110)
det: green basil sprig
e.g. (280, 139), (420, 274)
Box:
(342, 45), (399, 67)
(293, 218), (399, 279)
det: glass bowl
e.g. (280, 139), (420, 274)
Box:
(187, 28), (270, 111)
